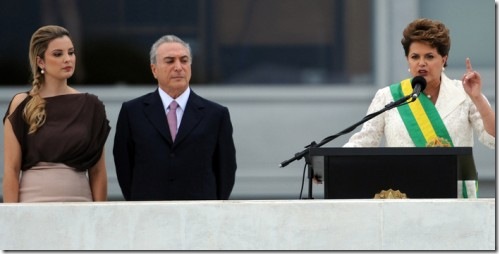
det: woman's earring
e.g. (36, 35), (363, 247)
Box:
(442, 67), (445, 71)
(41, 69), (45, 74)
(408, 68), (411, 73)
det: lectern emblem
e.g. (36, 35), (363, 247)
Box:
(374, 189), (407, 199)
(426, 137), (452, 147)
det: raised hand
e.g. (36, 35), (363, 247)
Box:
(461, 57), (483, 99)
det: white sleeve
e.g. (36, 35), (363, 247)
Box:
(343, 88), (389, 147)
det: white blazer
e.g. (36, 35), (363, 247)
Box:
(343, 73), (494, 198)
(344, 73), (495, 149)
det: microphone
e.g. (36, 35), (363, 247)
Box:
(411, 76), (427, 99)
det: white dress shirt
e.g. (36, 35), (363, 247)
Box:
(158, 87), (190, 129)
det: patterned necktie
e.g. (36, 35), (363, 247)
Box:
(167, 101), (178, 141)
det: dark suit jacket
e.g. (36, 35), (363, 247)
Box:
(113, 88), (237, 201)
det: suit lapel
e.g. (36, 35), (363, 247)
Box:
(143, 89), (173, 143)
(175, 91), (205, 145)
(435, 73), (466, 119)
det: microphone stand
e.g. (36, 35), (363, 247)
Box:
(279, 93), (416, 199)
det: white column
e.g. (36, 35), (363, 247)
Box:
(374, 0), (419, 88)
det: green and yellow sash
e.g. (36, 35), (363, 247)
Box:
(389, 79), (477, 198)
(389, 78), (454, 147)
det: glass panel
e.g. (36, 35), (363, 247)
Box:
(0, 0), (373, 85)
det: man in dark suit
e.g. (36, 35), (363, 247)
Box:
(113, 35), (237, 201)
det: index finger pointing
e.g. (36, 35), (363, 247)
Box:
(465, 57), (473, 72)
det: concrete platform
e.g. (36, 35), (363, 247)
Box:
(0, 199), (494, 250)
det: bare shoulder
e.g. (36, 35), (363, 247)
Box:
(8, 92), (29, 114)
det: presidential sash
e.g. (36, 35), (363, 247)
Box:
(389, 79), (473, 198)
(389, 78), (454, 147)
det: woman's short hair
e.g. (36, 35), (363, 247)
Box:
(401, 18), (451, 67)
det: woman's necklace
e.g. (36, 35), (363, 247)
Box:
(425, 81), (441, 100)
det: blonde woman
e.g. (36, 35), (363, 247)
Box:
(3, 25), (110, 202)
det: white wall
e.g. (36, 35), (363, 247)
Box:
(0, 85), (495, 200)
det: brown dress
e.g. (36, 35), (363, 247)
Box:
(4, 93), (111, 202)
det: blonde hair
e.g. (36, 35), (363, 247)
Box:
(25, 25), (71, 134)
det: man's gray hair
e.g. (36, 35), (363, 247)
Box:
(149, 35), (192, 64)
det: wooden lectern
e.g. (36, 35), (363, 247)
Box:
(309, 147), (477, 199)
